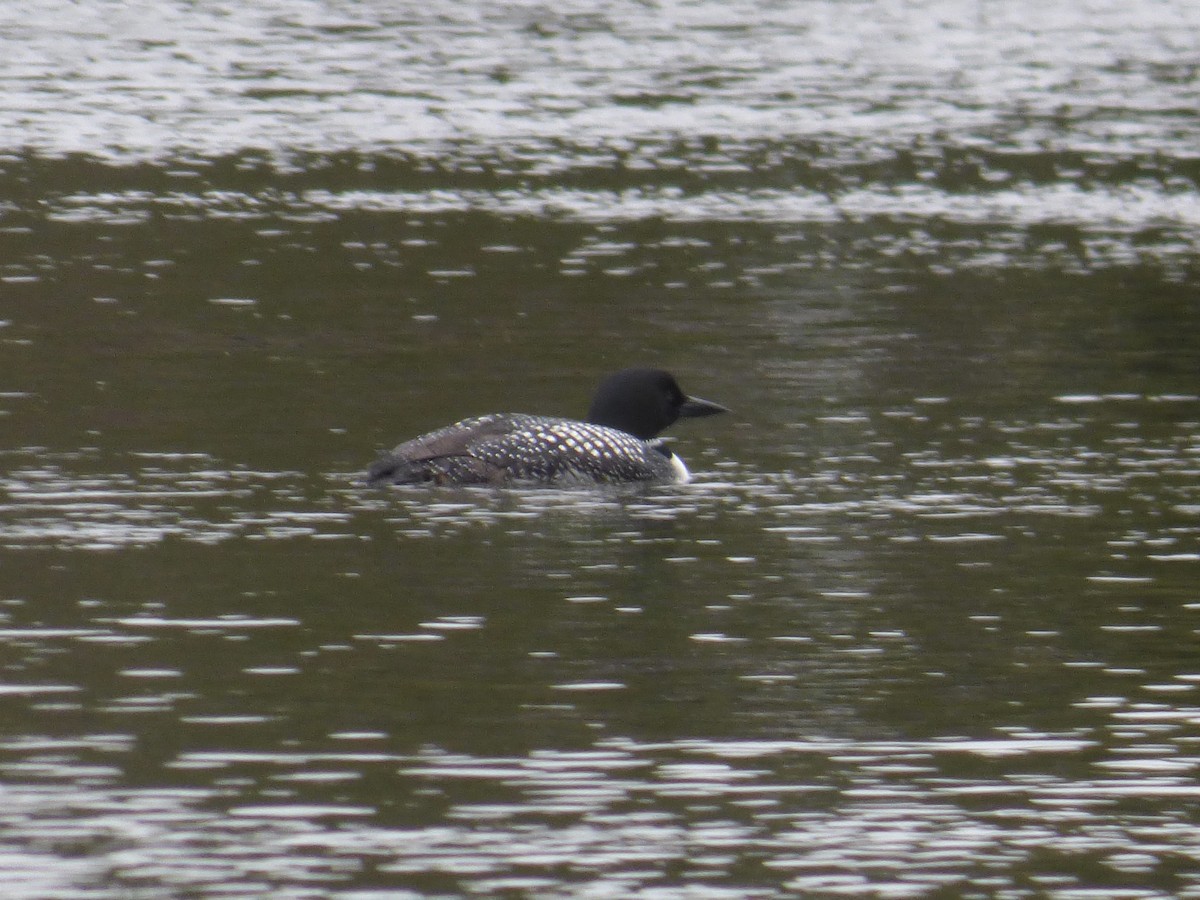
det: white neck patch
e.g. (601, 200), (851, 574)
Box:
(668, 451), (691, 484)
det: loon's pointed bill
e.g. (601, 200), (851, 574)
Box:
(367, 368), (726, 487)
(679, 395), (727, 419)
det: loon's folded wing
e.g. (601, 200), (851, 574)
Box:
(366, 415), (520, 485)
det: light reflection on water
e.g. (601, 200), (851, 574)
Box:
(2, 727), (1200, 897)
(28, 168), (1200, 281)
(5, 0), (1199, 161)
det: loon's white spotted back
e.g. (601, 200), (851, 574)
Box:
(366, 368), (726, 487)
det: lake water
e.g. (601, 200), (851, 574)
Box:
(2, 0), (1199, 897)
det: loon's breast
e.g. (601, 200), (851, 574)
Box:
(367, 414), (684, 486)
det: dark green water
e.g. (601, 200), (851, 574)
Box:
(2, 1), (1200, 897)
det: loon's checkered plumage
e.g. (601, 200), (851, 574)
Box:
(367, 369), (726, 486)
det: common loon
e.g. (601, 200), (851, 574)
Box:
(366, 368), (726, 486)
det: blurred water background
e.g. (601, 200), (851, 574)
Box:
(1, 0), (1199, 896)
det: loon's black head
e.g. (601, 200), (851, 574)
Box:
(585, 368), (727, 440)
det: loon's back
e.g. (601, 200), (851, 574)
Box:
(366, 413), (681, 486)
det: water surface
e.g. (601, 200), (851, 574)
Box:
(2, 0), (1199, 897)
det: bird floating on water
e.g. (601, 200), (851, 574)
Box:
(366, 367), (727, 486)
